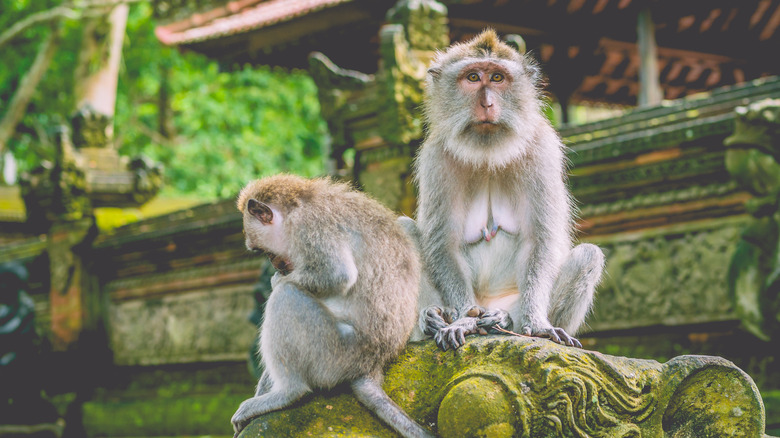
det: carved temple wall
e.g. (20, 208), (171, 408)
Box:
(1, 12), (779, 433)
(1, 75), (777, 436)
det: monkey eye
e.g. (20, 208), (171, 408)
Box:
(466, 72), (480, 82)
(491, 72), (505, 82)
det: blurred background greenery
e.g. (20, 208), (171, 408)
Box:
(1, 0), (328, 201)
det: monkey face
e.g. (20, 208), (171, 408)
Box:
(457, 60), (514, 132)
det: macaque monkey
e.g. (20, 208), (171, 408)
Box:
(231, 175), (432, 438)
(404, 29), (605, 351)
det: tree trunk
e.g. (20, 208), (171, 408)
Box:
(637, 7), (663, 106)
(158, 63), (177, 141)
(74, 3), (129, 123)
(0, 22), (63, 157)
(0, 5), (76, 50)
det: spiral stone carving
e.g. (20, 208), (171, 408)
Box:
(237, 335), (768, 437)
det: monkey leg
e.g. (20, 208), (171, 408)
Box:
(232, 281), (365, 435)
(254, 369), (272, 397)
(231, 381), (309, 435)
(548, 243), (605, 339)
(397, 216), (422, 249)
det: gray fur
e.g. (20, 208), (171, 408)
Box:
(232, 176), (431, 438)
(409, 30), (605, 350)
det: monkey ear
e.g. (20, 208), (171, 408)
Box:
(247, 199), (274, 224)
(427, 67), (442, 79)
(504, 34), (527, 55)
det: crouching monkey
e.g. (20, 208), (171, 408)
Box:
(231, 175), (432, 438)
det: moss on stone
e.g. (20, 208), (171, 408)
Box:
(83, 393), (244, 436)
(237, 336), (770, 437)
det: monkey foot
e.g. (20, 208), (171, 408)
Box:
(434, 317), (480, 351)
(421, 306), (457, 336)
(432, 306), (515, 350)
(475, 307), (513, 333)
(522, 326), (582, 348)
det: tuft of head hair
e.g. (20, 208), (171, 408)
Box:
(238, 174), (314, 214)
(430, 28), (523, 70)
(470, 29), (518, 59)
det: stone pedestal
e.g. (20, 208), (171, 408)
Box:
(237, 336), (771, 437)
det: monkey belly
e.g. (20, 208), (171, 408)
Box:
(465, 232), (523, 310)
(476, 290), (520, 310)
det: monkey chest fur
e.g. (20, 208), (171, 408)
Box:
(461, 179), (528, 308)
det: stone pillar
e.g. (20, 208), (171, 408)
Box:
(47, 219), (96, 351)
(637, 8), (663, 107)
(724, 99), (780, 342)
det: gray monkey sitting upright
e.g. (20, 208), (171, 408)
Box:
(404, 29), (605, 351)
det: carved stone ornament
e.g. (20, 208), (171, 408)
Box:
(724, 99), (780, 341)
(379, 0), (448, 145)
(236, 336), (768, 437)
(20, 107), (163, 225)
(19, 125), (92, 227)
(71, 104), (112, 149)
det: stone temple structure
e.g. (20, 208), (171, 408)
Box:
(0, 0), (779, 436)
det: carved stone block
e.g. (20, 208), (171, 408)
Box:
(236, 336), (769, 437)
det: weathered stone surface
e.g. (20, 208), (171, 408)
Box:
(724, 99), (780, 342)
(237, 336), (769, 437)
(585, 220), (745, 331)
(108, 285), (256, 365)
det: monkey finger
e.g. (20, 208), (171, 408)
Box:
(424, 306), (444, 317)
(446, 329), (463, 350)
(547, 331), (562, 344)
(554, 328), (581, 348)
(433, 331), (450, 351)
(455, 328), (467, 348)
(531, 327), (561, 344)
(422, 306), (448, 336)
(477, 310), (513, 331)
(424, 320), (448, 337)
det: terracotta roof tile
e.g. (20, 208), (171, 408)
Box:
(156, 0), (355, 46)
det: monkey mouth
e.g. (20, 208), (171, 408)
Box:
(470, 121), (503, 134)
(268, 253), (293, 275)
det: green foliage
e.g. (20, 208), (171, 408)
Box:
(83, 392), (244, 436)
(2, 1), (328, 199)
(119, 3), (328, 199)
(0, 0), (83, 168)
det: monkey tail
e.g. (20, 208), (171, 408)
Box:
(350, 376), (434, 438)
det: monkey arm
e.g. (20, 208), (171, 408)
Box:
(417, 180), (475, 311)
(287, 240), (358, 297)
(417, 211), (486, 349)
(512, 173), (581, 347)
(514, 244), (581, 347)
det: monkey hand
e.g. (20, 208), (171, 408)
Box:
(521, 325), (582, 348)
(231, 397), (263, 436)
(433, 316), (480, 351)
(421, 306), (458, 336)
(476, 308), (513, 333)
